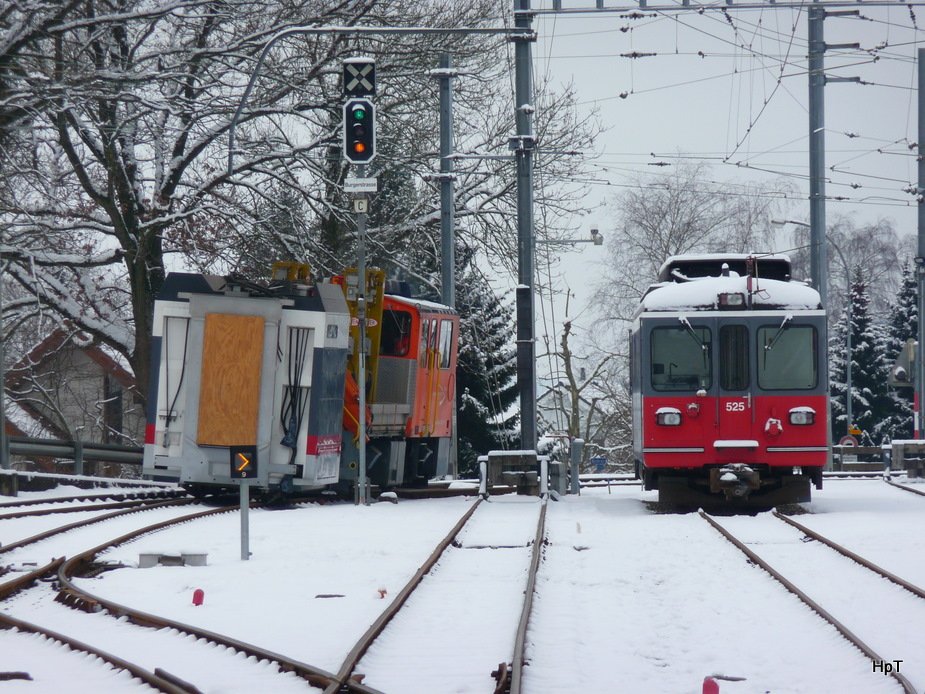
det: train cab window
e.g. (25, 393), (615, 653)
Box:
(650, 325), (712, 391)
(438, 319), (453, 369)
(381, 310), (412, 357)
(420, 319), (430, 367)
(719, 325), (749, 390)
(757, 324), (817, 390)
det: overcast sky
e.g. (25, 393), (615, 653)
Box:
(523, 1), (923, 381)
(533, 1), (922, 231)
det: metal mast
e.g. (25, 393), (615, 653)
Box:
(513, 0), (537, 451)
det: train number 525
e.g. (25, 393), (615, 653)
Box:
(725, 401), (746, 412)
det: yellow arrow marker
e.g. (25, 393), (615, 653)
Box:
(236, 453), (251, 472)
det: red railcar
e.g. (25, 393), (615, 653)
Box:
(630, 254), (829, 506)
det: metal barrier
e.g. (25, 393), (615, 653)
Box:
(5, 436), (142, 475)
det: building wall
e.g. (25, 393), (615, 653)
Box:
(12, 345), (145, 445)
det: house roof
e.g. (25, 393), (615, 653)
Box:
(7, 327), (135, 390)
(4, 327), (136, 441)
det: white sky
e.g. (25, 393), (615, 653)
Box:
(2, 478), (924, 692)
(526, 1), (924, 380)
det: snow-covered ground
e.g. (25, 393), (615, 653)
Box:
(2, 478), (924, 693)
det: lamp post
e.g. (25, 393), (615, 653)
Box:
(772, 219), (852, 438)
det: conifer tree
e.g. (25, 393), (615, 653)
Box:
(884, 264), (918, 438)
(454, 255), (519, 476)
(830, 266), (893, 444)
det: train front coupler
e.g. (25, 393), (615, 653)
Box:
(709, 464), (760, 500)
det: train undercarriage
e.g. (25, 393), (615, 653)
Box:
(640, 463), (824, 509)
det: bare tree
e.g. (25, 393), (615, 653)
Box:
(1, 0), (600, 412)
(592, 162), (793, 328)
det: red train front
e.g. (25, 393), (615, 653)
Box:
(630, 254), (829, 506)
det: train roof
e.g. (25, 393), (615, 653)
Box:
(640, 272), (822, 312)
(657, 253), (792, 283)
(157, 272), (348, 315)
(384, 293), (457, 315)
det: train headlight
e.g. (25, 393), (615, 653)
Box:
(718, 292), (745, 309)
(789, 408), (815, 425)
(656, 408), (682, 426)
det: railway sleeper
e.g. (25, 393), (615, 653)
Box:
(491, 661), (511, 693)
(55, 588), (102, 613)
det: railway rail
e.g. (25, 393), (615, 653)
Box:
(885, 479), (925, 498)
(6, 493), (549, 693)
(0, 611), (193, 693)
(324, 496), (548, 694)
(702, 510), (921, 693)
(3, 501), (337, 692)
(0, 488), (188, 510)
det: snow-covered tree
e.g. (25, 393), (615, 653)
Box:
(591, 162), (793, 331)
(454, 254), (519, 476)
(883, 263), (918, 438)
(830, 266), (893, 444)
(1, 0), (599, 410)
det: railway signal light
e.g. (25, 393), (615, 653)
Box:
(343, 98), (376, 164)
(230, 446), (258, 479)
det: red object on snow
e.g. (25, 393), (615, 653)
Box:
(192, 588), (204, 606)
(703, 677), (719, 694)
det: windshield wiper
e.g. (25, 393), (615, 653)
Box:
(678, 316), (708, 354)
(764, 314), (793, 352)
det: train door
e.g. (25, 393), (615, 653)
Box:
(716, 322), (754, 445)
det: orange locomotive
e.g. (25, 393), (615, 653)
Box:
(336, 270), (459, 489)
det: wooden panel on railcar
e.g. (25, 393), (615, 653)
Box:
(196, 313), (264, 446)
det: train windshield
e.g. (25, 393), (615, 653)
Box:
(381, 310), (413, 356)
(757, 324), (817, 389)
(650, 325), (712, 391)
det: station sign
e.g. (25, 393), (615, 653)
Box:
(344, 177), (378, 193)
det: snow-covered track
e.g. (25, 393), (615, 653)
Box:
(0, 611), (192, 693)
(773, 510), (925, 600)
(0, 488), (188, 510)
(0, 498), (161, 521)
(701, 510), (919, 693)
(0, 498), (197, 556)
(322, 496), (485, 694)
(324, 495), (548, 694)
(52, 504), (338, 691)
(508, 497), (547, 694)
(885, 479), (925, 498)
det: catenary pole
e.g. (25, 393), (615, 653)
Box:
(808, 6), (827, 308)
(514, 0), (537, 451)
(438, 54), (455, 311)
(0, 240), (6, 470)
(437, 53), (459, 478)
(917, 49), (925, 439)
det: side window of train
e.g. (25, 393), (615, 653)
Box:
(719, 324), (749, 390)
(438, 319), (453, 369)
(381, 310), (412, 357)
(650, 325), (712, 391)
(420, 319), (430, 367)
(757, 324), (817, 389)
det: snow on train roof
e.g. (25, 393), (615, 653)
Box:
(641, 271), (821, 312)
(657, 253), (792, 283)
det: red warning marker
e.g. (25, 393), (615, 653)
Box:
(703, 677), (719, 694)
(192, 588), (204, 606)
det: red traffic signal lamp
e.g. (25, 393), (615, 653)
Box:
(343, 98), (376, 164)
